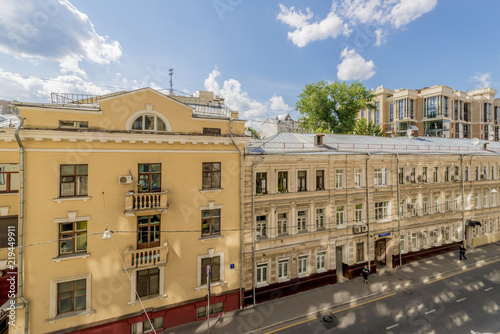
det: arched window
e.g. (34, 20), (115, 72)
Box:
(131, 115), (167, 132)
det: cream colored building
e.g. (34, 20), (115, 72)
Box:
(0, 89), (249, 333)
(359, 85), (500, 140)
(243, 132), (500, 305)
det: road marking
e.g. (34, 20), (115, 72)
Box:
(386, 324), (399, 330)
(424, 258), (500, 284)
(425, 309), (436, 315)
(485, 287), (493, 291)
(456, 298), (466, 302)
(264, 293), (397, 334)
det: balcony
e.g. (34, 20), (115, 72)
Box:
(124, 191), (168, 216)
(124, 243), (168, 270)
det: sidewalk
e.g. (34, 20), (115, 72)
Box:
(165, 242), (500, 334)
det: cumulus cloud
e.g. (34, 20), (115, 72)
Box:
(277, 4), (350, 47)
(470, 73), (491, 89)
(337, 48), (376, 81)
(203, 68), (292, 125)
(0, 0), (122, 76)
(278, 0), (438, 47)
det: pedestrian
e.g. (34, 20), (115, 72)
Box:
(362, 265), (370, 284)
(459, 243), (467, 260)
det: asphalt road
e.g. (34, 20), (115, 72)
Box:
(262, 260), (500, 334)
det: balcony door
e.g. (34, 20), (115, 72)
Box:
(137, 215), (160, 249)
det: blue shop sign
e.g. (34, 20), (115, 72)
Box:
(378, 232), (391, 237)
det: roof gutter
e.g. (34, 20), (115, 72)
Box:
(10, 106), (29, 334)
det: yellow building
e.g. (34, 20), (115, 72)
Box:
(0, 88), (249, 333)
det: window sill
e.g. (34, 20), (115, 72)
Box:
(195, 281), (227, 291)
(52, 253), (90, 262)
(53, 196), (91, 203)
(277, 233), (289, 238)
(297, 230), (308, 234)
(256, 282), (269, 288)
(46, 309), (95, 323)
(336, 225), (347, 229)
(278, 277), (290, 283)
(257, 236), (268, 240)
(199, 235), (224, 242)
(298, 273), (309, 278)
(128, 294), (167, 306)
(316, 227), (326, 231)
(317, 268), (327, 274)
(199, 188), (223, 193)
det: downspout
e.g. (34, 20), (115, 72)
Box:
(229, 117), (244, 309)
(396, 153), (402, 268)
(11, 106), (29, 334)
(251, 157), (264, 307)
(461, 154), (466, 245)
(365, 154), (371, 271)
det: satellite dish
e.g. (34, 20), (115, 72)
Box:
(471, 138), (480, 145)
(406, 129), (412, 137)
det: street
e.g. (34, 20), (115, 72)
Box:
(261, 259), (500, 334)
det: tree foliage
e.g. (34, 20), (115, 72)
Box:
(296, 81), (375, 134)
(354, 118), (384, 136)
(245, 127), (261, 139)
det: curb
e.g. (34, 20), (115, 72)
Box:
(419, 255), (500, 283)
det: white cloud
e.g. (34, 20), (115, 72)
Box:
(0, 0), (122, 76)
(278, 0), (438, 47)
(470, 72), (491, 89)
(277, 4), (351, 47)
(203, 68), (292, 126)
(337, 48), (376, 81)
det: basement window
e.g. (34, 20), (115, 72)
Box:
(59, 120), (89, 129)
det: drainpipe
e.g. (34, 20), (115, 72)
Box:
(229, 117), (244, 309)
(251, 157), (264, 306)
(461, 154), (466, 246)
(10, 106), (29, 334)
(365, 154), (371, 271)
(396, 153), (402, 268)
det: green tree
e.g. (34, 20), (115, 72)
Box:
(354, 118), (384, 136)
(296, 81), (375, 134)
(245, 127), (261, 139)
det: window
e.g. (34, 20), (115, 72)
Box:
(433, 167), (439, 183)
(483, 191), (489, 208)
(59, 120), (89, 129)
(297, 171), (307, 191)
(411, 199), (417, 216)
(483, 166), (488, 180)
(355, 204), (363, 223)
(298, 255), (308, 275)
(60, 164), (88, 197)
(137, 215), (160, 249)
(410, 168), (416, 183)
(475, 166), (479, 181)
(59, 221), (87, 255)
(316, 170), (325, 190)
(375, 201), (389, 220)
(454, 166), (460, 180)
(422, 232), (429, 248)
(138, 163), (161, 193)
(423, 198), (428, 214)
(202, 162), (221, 189)
(335, 169), (344, 188)
(336, 206), (345, 226)
(201, 256), (221, 285)
(132, 114), (166, 132)
(201, 209), (221, 237)
(374, 168), (388, 186)
(411, 232), (418, 250)
(434, 196), (440, 213)
(492, 190), (497, 207)
(464, 166), (469, 181)
(297, 210), (307, 232)
(422, 167), (428, 182)
(203, 127), (221, 135)
(0, 163), (19, 193)
(256, 172), (267, 194)
(354, 168), (363, 188)
(316, 208), (325, 229)
(398, 168), (404, 184)
(444, 167), (449, 182)
(399, 200), (406, 218)
(196, 302), (224, 319)
(131, 317), (164, 334)
(491, 166), (496, 180)
(433, 229), (440, 244)
(278, 171), (288, 193)
(455, 195), (461, 211)
(256, 263), (268, 285)
(443, 226), (450, 242)
(445, 195), (450, 212)
(136, 268), (159, 298)
(356, 242), (364, 262)
(317, 251), (326, 271)
(57, 279), (86, 315)
(278, 258), (288, 279)
(475, 193), (480, 209)
(277, 213), (288, 234)
(400, 233), (406, 253)
(256, 215), (267, 238)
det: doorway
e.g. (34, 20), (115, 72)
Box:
(336, 245), (344, 278)
(375, 239), (387, 266)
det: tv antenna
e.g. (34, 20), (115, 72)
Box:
(169, 68), (173, 94)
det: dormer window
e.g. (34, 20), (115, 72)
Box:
(131, 115), (166, 132)
(315, 134), (324, 146)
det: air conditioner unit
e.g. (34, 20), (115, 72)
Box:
(119, 176), (133, 184)
(353, 226), (362, 234)
(361, 224), (368, 232)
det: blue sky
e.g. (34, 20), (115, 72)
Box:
(1, 0), (499, 128)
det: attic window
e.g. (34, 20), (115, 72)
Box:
(59, 120), (88, 129)
(132, 115), (166, 132)
(203, 128), (221, 135)
(315, 134), (324, 146)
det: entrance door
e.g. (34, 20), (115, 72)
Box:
(375, 239), (386, 266)
(336, 246), (343, 277)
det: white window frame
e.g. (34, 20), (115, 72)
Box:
(278, 258), (289, 281)
(298, 255), (308, 276)
(335, 169), (345, 189)
(315, 208), (325, 229)
(434, 196), (440, 213)
(411, 232), (418, 250)
(48, 273), (93, 321)
(355, 203), (363, 223)
(256, 262), (268, 287)
(297, 210), (307, 232)
(400, 233), (406, 253)
(423, 198), (428, 215)
(277, 212), (288, 235)
(256, 215), (267, 238)
(354, 168), (363, 188)
(316, 251), (326, 273)
(374, 168), (388, 186)
(375, 201), (389, 221)
(336, 205), (345, 227)
(445, 195), (450, 212)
